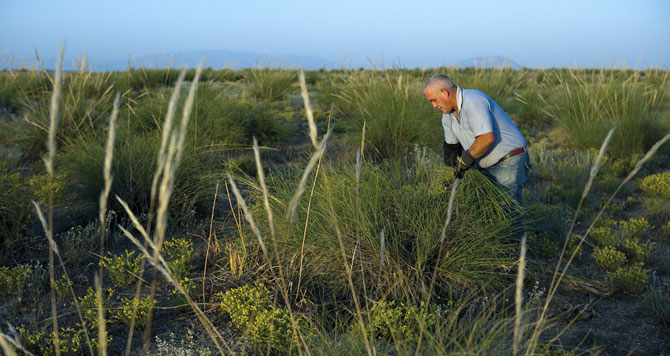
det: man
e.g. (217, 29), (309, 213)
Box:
(423, 74), (529, 205)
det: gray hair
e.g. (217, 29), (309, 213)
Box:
(425, 74), (456, 91)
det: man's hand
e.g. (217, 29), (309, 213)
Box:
(454, 150), (475, 179)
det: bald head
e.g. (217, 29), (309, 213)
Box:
(424, 74), (456, 93)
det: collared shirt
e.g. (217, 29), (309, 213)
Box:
(441, 87), (526, 169)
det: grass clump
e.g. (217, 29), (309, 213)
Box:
(644, 286), (670, 326)
(248, 68), (297, 102)
(0, 169), (33, 249)
(638, 171), (670, 199)
(592, 246), (627, 271)
(538, 68), (667, 154)
(324, 70), (441, 158)
(115, 296), (156, 328)
(610, 264), (649, 295)
(100, 250), (143, 287)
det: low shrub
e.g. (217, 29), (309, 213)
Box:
(17, 324), (111, 356)
(61, 212), (115, 265)
(54, 276), (73, 301)
(593, 246), (627, 271)
(619, 217), (652, 240)
(531, 233), (558, 258)
(100, 250), (142, 287)
(115, 296), (156, 328)
(370, 300), (449, 343)
(638, 172), (670, 199)
(620, 238), (654, 265)
(150, 328), (215, 356)
(169, 276), (198, 307)
(163, 237), (195, 281)
(28, 172), (68, 207)
(589, 226), (616, 247)
(219, 281), (302, 353)
(663, 221), (670, 238)
(0, 264), (31, 296)
(611, 264), (649, 295)
(566, 234), (583, 259)
(78, 287), (112, 328)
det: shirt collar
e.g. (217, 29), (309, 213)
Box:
(456, 86), (463, 114)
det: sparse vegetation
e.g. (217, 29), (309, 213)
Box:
(1, 64), (669, 356)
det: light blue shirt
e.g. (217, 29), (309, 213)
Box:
(442, 87), (526, 168)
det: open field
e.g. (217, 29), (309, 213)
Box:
(1, 59), (669, 355)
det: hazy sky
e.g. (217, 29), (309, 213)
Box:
(1, 0), (669, 69)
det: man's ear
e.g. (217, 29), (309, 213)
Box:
(441, 88), (450, 97)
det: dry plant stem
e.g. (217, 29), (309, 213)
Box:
(95, 274), (108, 356)
(98, 93), (120, 280)
(287, 131), (332, 223)
(43, 45), (65, 356)
(143, 67), (201, 356)
(227, 173), (267, 255)
(295, 143), (324, 301)
(527, 131), (670, 355)
(299, 70), (318, 149)
(0, 333), (19, 356)
(513, 234), (528, 356)
(125, 70), (186, 356)
(33, 202), (95, 356)
(202, 181), (220, 301)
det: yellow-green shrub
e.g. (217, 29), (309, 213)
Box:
(566, 235), (583, 259)
(115, 296), (156, 328)
(164, 238), (195, 281)
(17, 324), (111, 356)
(54, 276), (73, 301)
(78, 287), (112, 328)
(619, 217), (652, 239)
(592, 246), (627, 271)
(100, 250), (142, 287)
(169, 276), (197, 307)
(611, 264), (649, 295)
(589, 226), (617, 246)
(0, 264), (31, 295)
(28, 172), (67, 206)
(638, 172), (670, 199)
(620, 238), (654, 264)
(370, 300), (449, 343)
(219, 281), (303, 353)
(662, 221), (670, 238)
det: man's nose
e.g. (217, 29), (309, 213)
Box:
(432, 102), (437, 108)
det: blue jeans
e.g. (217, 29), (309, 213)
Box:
(480, 151), (530, 206)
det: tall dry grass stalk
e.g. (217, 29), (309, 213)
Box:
(95, 274), (108, 356)
(41, 44), (64, 356)
(0, 333), (19, 356)
(299, 70), (318, 149)
(202, 180), (220, 301)
(98, 93), (120, 279)
(226, 172), (267, 255)
(513, 233), (527, 356)
(286, 130), (332, 223)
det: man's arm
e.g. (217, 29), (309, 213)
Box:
(466, 132), (494, 159)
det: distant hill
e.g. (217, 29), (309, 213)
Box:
(456, 56), (522, 70)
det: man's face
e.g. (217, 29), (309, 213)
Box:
(424, 86), (451, 114)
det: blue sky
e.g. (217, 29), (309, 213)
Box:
(1, 0), (668, 69)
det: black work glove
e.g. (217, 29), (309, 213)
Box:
(443, 142), (463, 167)
(454, 150), (475, 179)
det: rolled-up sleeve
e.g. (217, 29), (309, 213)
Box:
(465, 96), (494, 137)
